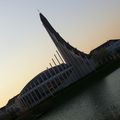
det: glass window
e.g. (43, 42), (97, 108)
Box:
(46, 71), (51, 78)
(29, 94), (34, 103)
(41, 74), (47, 80)
(38, 87), (46, 97)
(34, 80), (39, 86)
(31, 82), (35, 88)
(55, 78), (61, 86)
(42, 85), (50, 94)
(31, 91), (38, 102)
(34, 89), (42, 100)
(55, 68), (59, 73)
(38, 77), (43, 83)
(21, 98), (26, 107)
(26, 95), (32, 105)
(51, 80), (57, 89)
(50, 69), (55, 76)
(22, 96), (27, 104)
(59, 67), (62, 71)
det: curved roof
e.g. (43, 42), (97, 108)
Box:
(20, 63), (69, 94)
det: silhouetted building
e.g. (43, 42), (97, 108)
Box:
(5, 95), (20, 119)
(0, 13), (120, 118)
(90, 40), (120, 66)
(15, 13), (96, 112)
(0, 106), (8, 120)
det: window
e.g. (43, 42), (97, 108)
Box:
(29, 94), (34, 103)
(21, 98), (26, 107)
(41, 74), (47, 80)
(31, 91), (38, 102)
(38, 87), (46, 97)
(34, 89), (42, 100)
(22, 96), (27, 104)
(42, 85), (50, 94)
(38, 77), (43, 83)
(55, 78), (61, 86)
(31, 82), (35, 88)
(26, 95), (32, 105)
(46, 71), (51, 78)
(50, 69), (55, 76)
(54, 68), (59, 73)
(34, 80), (39, 86)
(59, 67), (62, 71)
(47, 82), (54, 92)
(62, 73), (67, 79)
(51, 80), (57, 89)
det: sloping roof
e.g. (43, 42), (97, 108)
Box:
(0, 106), (6, 112)
(6, 95), (19, 106)
(90, 39), (120, 54)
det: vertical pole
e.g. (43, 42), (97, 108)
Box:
(56, 50), (65, 63)
(54, 54), (61, 64)
(52, 58), (57, 66)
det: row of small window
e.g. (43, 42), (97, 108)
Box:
(21, 81), (61, 107)
(20, 69), (73, 107)
(22, 67), (72, 94)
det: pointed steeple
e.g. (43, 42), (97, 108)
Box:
(39, 13), (56, 34)
(39, 13), (88, 61)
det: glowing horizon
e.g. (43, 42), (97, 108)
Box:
(0, 0), (120, 107)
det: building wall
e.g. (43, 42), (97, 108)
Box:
(16, 65), (73, 111)
(90, 40), (120, 67)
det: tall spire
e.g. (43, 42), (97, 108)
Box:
(39, 13), (56, 34)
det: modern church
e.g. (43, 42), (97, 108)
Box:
(15, 13), (96, 112)
(0, 13), (120, 119)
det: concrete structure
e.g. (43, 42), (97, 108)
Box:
(5, 95), (20, 119)
(0, 13), (120, 118)
(90, 40), (120, 66)
(0, 107), (8, 120)
(16, 64), (73, 111)
(15, 13), (96, 112)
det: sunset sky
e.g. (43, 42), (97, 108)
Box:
(0, 0), (120, 107)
